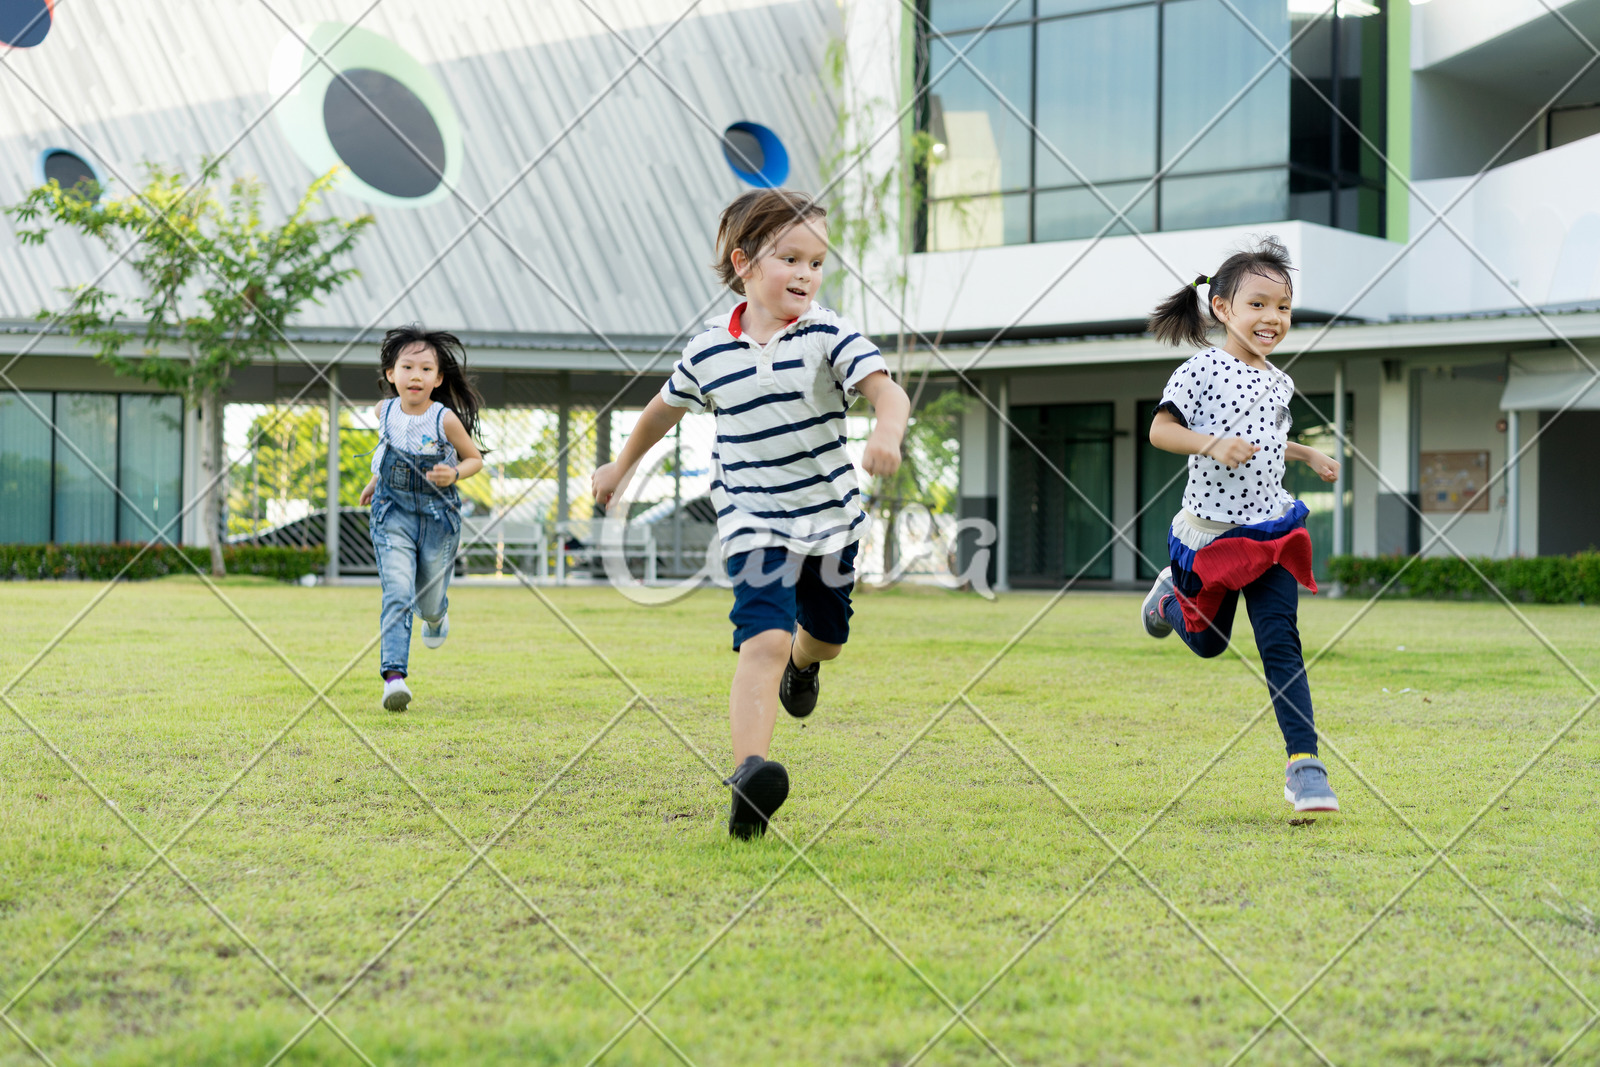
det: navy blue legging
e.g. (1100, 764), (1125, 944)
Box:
(1162, 563), (1318, 757)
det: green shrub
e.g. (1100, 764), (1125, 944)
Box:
(1328, 553), (1600, 604)
(0, 543), (325, 582)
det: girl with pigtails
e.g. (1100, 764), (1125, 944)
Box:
(1139, 237), (1344, 813)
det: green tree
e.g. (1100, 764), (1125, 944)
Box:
(7, 161), (372, 574)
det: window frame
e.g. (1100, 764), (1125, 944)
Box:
(914, 0), (1387, 249)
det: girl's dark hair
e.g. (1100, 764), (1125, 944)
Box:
(377, 325), (486, 443)
(1147, 235), (1295, 349)
(713, 188), (827, 294)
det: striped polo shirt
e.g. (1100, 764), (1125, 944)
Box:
(660, 301), (889, 558)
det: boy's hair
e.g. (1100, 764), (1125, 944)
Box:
(1147, 235), (1295, 349)
(713, 189), (827, 295)
(377, 325), (487, 444)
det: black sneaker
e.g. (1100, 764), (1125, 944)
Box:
(779, 653), (820, 718)
(725, 755), (789, 839)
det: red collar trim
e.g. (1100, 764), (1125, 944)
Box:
(727, 301), (798, 341)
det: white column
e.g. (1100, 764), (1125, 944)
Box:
(995, 377), (1010, 593)
(1377, 364), (1412, 494)
(1506, 408), (1520, 557)
(1332, 361), (1346, 558)
(182, 402), (204, 547)
(325, 366), (341, 584)
(556, 384), (570, 526)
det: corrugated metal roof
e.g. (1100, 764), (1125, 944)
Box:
(0, 0), (841, 355)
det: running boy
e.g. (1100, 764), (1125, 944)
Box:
(592, 189), (909, 838)
(1140, 237), (1343, 813)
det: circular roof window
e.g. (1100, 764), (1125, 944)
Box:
(323, 69), (446, 199)
(36, 148), (100, 202)
(0, 0), (52, 48)
(269, 23), (462, 208)
(722, 122), (789, 188)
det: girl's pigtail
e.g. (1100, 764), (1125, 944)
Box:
(1148, 274), (1212, 349)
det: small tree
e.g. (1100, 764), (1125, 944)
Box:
(7, 161), (372, 574)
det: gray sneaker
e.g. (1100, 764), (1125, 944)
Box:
(1284, 756), (1340, 812)
(1142, 567), (1175, 638)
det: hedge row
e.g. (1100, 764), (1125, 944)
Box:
(1327, 554), (1600, 604)
(0, 543), (326, 582)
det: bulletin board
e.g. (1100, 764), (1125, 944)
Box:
(1419, 451), (1491, 512)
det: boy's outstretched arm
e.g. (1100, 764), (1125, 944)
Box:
(856, 371), (909, 478)
(592, 394), (687, 509)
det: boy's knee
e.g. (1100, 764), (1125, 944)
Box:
(806, 640), (843, 662)
(738, 628), (792, 662)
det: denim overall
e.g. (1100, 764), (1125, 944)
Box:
(369, 401), (461, 678)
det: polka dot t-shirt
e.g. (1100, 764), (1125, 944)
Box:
(1158, 347), (1295, 525)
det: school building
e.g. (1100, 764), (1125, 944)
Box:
(1, 0), (1596, 585)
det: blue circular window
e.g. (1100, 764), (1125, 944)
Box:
(36, 148), (100, 201)
(0, 0), (53, 48)
(722, 122), (789, 188)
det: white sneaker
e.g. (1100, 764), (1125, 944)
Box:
(382, 676), (412, 712)
(421, 613), (449, 650)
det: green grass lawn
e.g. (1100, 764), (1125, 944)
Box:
(2, 578), (1598, 1066)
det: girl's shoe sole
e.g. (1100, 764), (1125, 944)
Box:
(1285, 788), (1339, 812)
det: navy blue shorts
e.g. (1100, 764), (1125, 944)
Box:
(725, 542), (859, 651)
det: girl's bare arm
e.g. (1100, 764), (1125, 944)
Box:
(1149, 409), (1258, 469)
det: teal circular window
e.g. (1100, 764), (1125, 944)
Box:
(269, 24), (462, 208)
(36, 148), (100, 201)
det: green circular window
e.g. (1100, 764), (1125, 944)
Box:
(269, 23), (462, 208)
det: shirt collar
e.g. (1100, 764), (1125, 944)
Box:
(710, 301), (824, 340)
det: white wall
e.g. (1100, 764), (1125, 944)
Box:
(894, 221), (1401, 336)
(1411, 0), (1591, 71)
(1411, 70), (1540, 180)
(1407, 132), (1600, 315)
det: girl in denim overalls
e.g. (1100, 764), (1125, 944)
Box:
(359, 326), (486, 712)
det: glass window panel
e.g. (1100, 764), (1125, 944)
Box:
(1289, 171), (1332, 226)
(1037, 0), (1141, 17)
(1035, 6), (1157, 187)
(1160, 167), (1287, 230)
(54, 392), (117, 543)
(1283, 392), (1353, 580)
(1034, 181), (1155, 242)
(1136, 399), (1188, 579)
(928, 0), (1031, 34)
(1289, 7), (1335, 173)
(1332, 182), (1384, 235)
(1007, 403), (1114, 581)
(1550, 105), (1600, 150)
(1161, 0), (1289, 175)
(927, 191), (1029, 250)
(0, 392), (53, 543)
(927, 26), (1032, 200)
(120, 394), (184, 544)
(1337, 5), (1386, 186)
